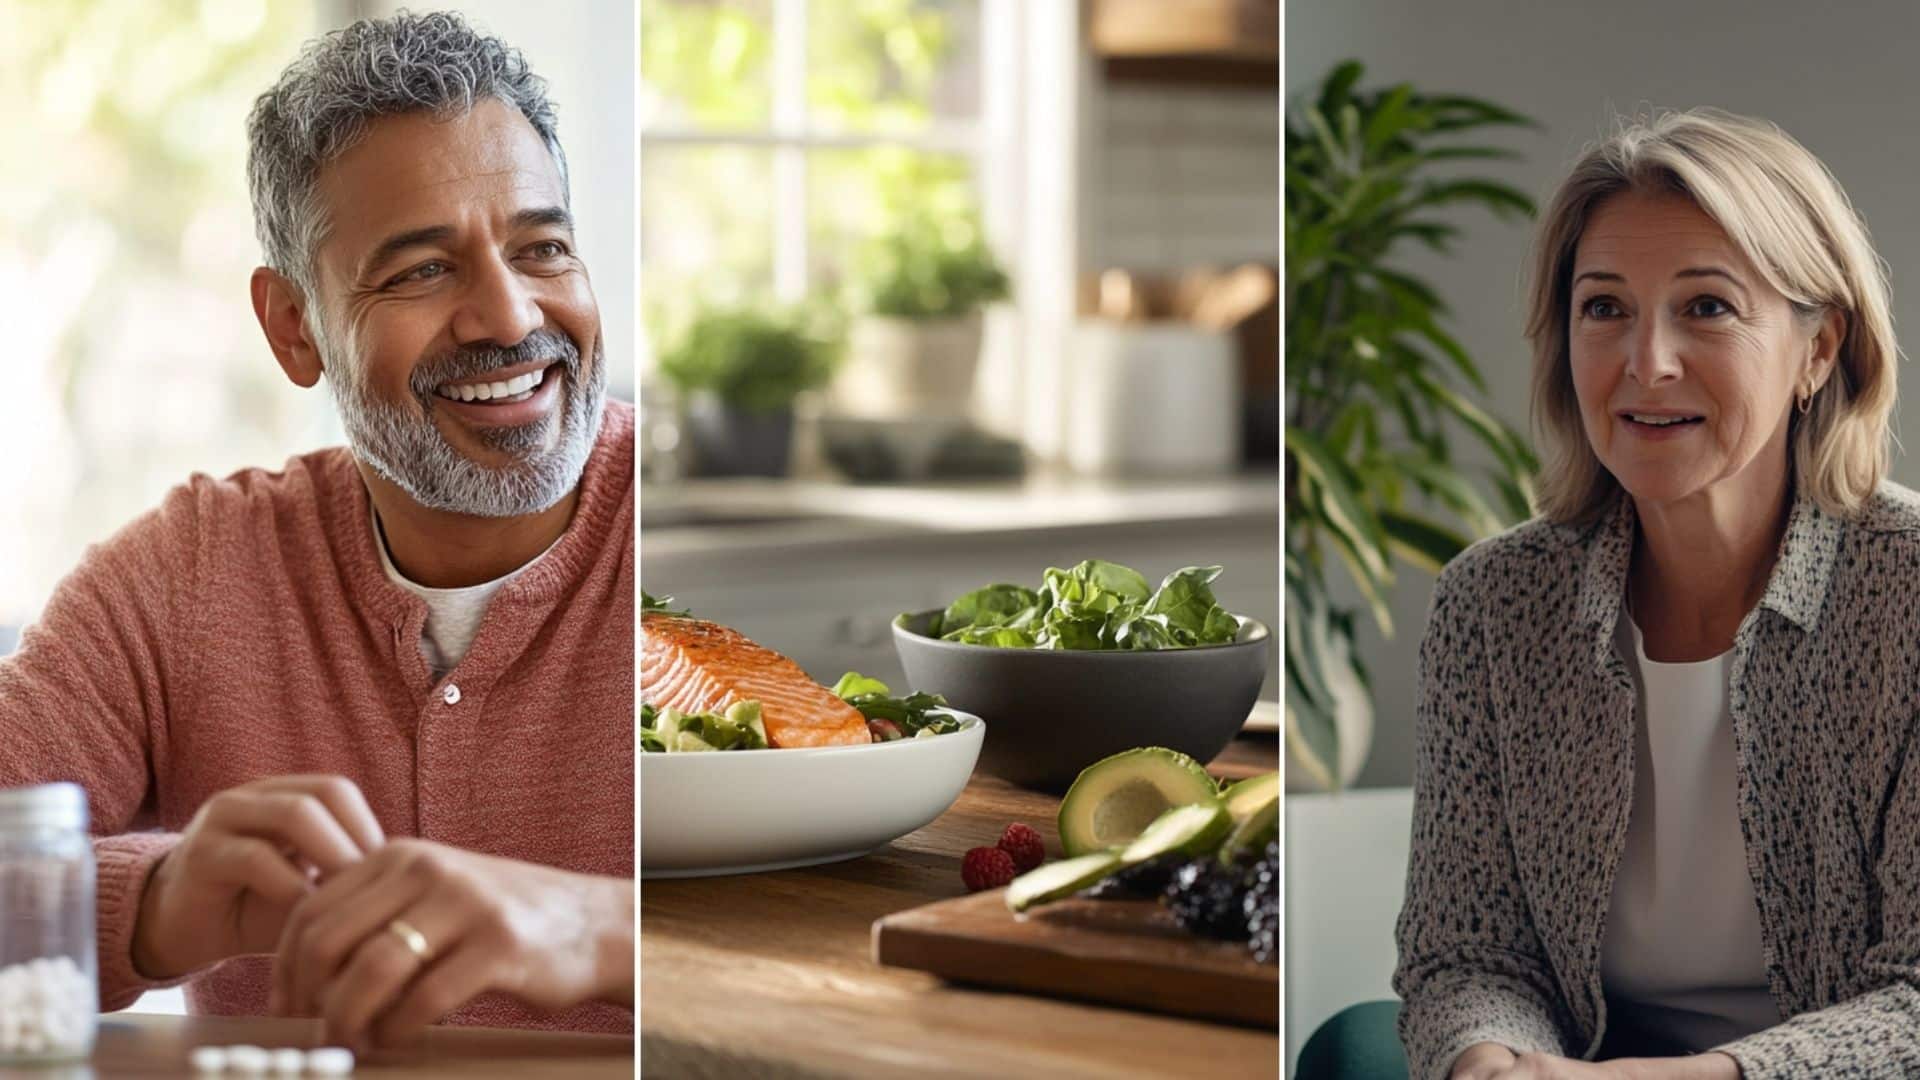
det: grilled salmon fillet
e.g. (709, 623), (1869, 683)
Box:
(642, 612), (871, 748)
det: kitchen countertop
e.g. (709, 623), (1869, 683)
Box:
(642, 472), (1279, 558)
(640, 734), (1281, 1079)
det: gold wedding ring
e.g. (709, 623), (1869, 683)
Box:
(386, 918), (434, 963)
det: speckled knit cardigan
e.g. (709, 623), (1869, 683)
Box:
(1394, 484), (1920, 1080)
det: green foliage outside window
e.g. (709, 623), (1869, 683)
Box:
(639, 0), (986, 347)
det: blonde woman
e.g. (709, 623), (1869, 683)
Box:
(1375, 109), (1911, 1080)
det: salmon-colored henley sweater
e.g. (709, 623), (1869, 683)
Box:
(0, 401), (635, 1034)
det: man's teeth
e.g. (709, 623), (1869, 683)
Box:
(1628, 414), (1699, 426)
(436, 367), (546, 403)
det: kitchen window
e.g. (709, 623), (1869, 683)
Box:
(0, 0), (325, 631)
(639, 0), (1078, 448)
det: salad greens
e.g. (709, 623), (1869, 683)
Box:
(830, 671), (962, 740)
(642, 591), (688, 616)
(640, 700), (768, 753)
(639, 673), (961, 752)
(930, 560), (1243, 651)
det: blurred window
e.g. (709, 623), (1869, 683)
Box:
(2, 1), (632, 630)
(1, 0), (324, 627)
(639, 0), (995, 364)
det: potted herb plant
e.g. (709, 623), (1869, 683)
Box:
(1285, 62), (1540, 789)
(658, 306), (837, 477)
(835, 216), (1011, 417)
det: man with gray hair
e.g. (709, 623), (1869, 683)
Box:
(0, 10), (633, 1050)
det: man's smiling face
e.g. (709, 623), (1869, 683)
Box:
(305, 96), (604, 517)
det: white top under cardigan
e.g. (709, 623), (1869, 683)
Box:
(1598, 611), (1779, 1051)
(372, 514), (556, 678)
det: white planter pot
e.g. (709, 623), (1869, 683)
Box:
(833, 315), (984, 418)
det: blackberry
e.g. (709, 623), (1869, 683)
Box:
(1164, 858), (1250, 940)
(1243, 841), (1279, 964)
(1081, 853), (1186, 899)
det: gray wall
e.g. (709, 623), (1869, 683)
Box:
(1289, 1), (1920, 788)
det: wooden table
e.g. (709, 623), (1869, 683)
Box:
(641, 734), (1282, 1079)
(75, 1013), (632, 1077)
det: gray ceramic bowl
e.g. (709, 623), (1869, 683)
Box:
(891, 610), (1271, 791)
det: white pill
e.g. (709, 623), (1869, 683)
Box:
(226, 1044), (270, 1072)
(306, 1046), (355, 1074)
(269, 1047), (305, 1074)
(188, 1045), (228, 1072)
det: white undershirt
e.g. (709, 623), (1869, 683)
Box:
(1599, 611), (1778, 1051)
(373, 515), (554, 678)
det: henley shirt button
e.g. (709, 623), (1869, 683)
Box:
(441, 683), (462, 706)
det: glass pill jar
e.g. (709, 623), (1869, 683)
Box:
(0, 782), (97, 1064)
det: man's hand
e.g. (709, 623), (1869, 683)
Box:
(133, 775), (385, 980)
(270, 839), (634, 1049)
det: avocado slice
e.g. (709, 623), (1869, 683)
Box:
(1119, 803), (1233, 863)
(1221, 771), (1279, 824)
(1058, 747), (1221, 857)
(1005, 851), (1124, 914)
(1218, 796), (1278, 863)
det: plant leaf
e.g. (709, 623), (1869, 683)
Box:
(1402, 316), (1485, 392)
(1396, 455), (1507, 538)
(1380, 509), (1470, 575)
(1361, 84), (1417, 159)
(1317, 498), (1396, 636)
(1414, 369), (1532, 474)
(1286, 428), (1391, 587)
(1414, 178), (1537, 220)
(1418, 145), (1522, 163)
(1426, 93), (1537, 132)
(1491, 470), (1537, 524)
(1316, 60), (1365, 119)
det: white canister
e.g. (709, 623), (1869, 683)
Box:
(1065, 320), (1239, 474)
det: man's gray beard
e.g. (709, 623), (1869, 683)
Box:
(320, 322), (607, 518)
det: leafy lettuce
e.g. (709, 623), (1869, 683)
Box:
(929, 560), (1242, 651)
(640, 700), (768, 752)
(830, 672), (961, 739)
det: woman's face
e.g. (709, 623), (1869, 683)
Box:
(1568, 189), (1834, 513)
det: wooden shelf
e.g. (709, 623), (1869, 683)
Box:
(1090, 0), (1278, 62)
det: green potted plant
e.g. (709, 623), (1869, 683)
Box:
(835, 215), (1011, 418)
(1285, 62), (1540, 789)
(658, 306), (838, 476)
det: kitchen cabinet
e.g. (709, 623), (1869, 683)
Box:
(1090, 0), (1277, 60)
(1090, 0), (1277, 87)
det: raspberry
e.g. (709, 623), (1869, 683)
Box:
(996, 823), (1046, 873)
(961, 846), (1017, 892)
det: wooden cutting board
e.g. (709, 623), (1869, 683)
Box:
(872, 889), (1277, 1028)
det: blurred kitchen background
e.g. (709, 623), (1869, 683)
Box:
(639, 0), (1281, 699)
(3, 0), (633, 1013)
(1285, 3), (1920, 1070)
(0, 0), (633, 649)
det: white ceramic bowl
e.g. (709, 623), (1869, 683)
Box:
(640, 710), (985, 878)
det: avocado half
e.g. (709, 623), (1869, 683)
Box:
(1058, 747), (1221, 857)
(1222, 771), (1279, 824)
